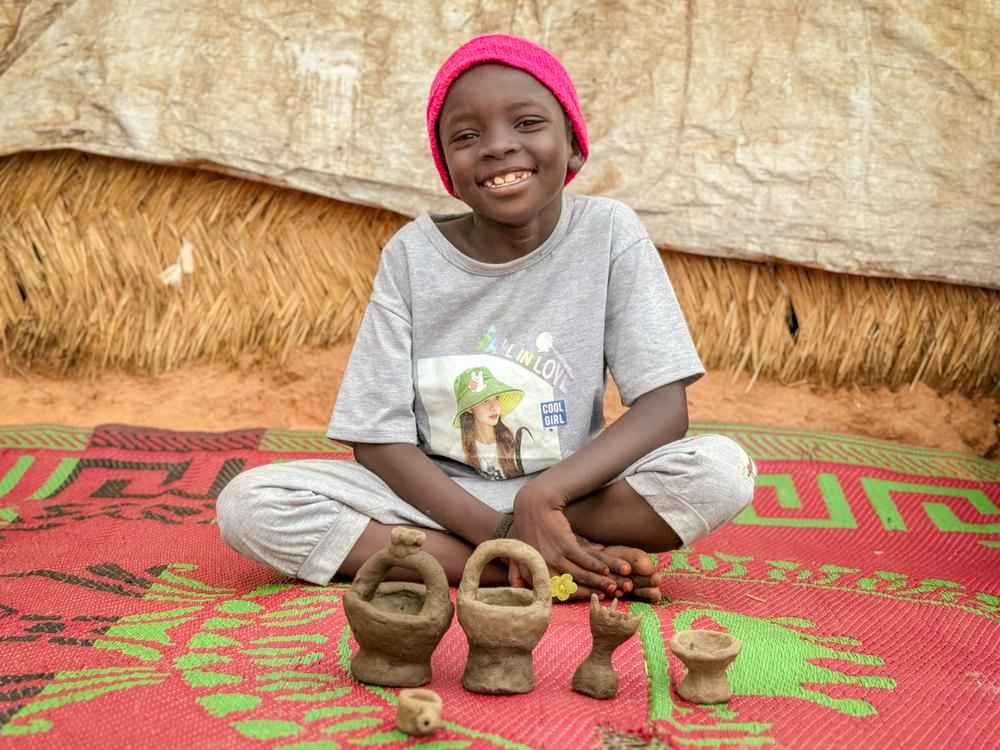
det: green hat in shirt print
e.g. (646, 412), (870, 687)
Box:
(452, 366), (524, 427)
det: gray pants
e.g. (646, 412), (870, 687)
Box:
(216, 434), (756, 585)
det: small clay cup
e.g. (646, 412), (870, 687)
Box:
(396, 688), (442, 735)
(456, 538), (552, 694)
(668, 629), (742, 704)
(343, 527), (454, 686)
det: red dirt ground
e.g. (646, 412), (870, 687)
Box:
(2, 344), (997, 457)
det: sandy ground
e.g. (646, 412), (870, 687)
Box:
(2, 344), (998, 457)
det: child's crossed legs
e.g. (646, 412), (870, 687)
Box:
(217, 434), (755, 602)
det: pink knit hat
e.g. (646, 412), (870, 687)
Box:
(427, 34), (589, 196)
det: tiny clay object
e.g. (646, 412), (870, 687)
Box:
(396, 688), (443, 736)
(343, 527), (454, 687)
(571, 594), (642, 699)
(668, 629), (742, 704)
(456, 538), (552, 694)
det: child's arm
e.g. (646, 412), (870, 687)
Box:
(508, 380), (688, 570)
(353, 442), (497, 543)
(353, 441), (619, 592)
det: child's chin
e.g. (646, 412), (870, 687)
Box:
(476, 200), (543, 225)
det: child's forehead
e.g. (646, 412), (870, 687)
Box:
(440, 64), (561, 121)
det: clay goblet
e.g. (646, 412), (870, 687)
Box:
(343, 527), (454, 686)
(456, 538), (552, 694)
(668, 629), (742, 704)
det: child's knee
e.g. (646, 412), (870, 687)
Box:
(689, 434), (757, 520)
(215, 465), (277, 555)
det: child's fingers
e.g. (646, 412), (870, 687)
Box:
(521, 561), (534, 587)
(586, 547), (633, 577)
(557, 559), (616, 594)
(503, 558), (528, 588)
(574, 536), (633, 576)
(560, 547), (616, 590)
(608, 573), (633, 593)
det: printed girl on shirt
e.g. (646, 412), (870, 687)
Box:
(453, 366), (531, 480)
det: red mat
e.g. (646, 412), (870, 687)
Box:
(1, 423), (998, 749)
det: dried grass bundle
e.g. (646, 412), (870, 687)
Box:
(2, 150), (997, 396)
(665, 254), (1000, 395)
(1, 151), (401, 374)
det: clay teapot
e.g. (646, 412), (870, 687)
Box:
(669, 629), (742, 703)
(396, 688), (443, 735)
(456, 538), (552, 694)
(343, 527), (454, 686)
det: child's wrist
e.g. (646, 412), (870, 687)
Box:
(514, 480), (567, 511)
(493, 512), (515, 539)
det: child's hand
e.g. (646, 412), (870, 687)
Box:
(509, 482), (617, 595)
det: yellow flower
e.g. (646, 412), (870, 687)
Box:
(550, 573), (578, 602)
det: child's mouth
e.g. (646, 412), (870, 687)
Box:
(483, 171), (532, 190)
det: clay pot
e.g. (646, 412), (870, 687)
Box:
(343, 527), (454, 686)
(571, 594), (641, 699)
(456, 538), (552, 694)
(396, 688), (442, 735)
(668, 629), (742, 704)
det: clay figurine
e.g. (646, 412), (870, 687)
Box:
(456, 538), (552, 694)
(571, 594), (641, 699)
(343, 527), (454, 686)
(396, 688), (443, 735)
(668, 629), (742, 703)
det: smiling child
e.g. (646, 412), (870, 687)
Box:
(217, 35), (757, 601)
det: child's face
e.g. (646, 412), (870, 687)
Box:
(438, 64), (584, 225)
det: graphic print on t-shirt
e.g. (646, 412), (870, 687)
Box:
(416, 354), (562, 479)
(476, 324), (576, 394)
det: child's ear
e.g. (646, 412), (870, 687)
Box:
(567, 137), (585, 174)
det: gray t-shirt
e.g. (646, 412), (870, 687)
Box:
(328, 194), (704, 480)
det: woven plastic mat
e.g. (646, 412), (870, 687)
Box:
(1, 422), (998, 749)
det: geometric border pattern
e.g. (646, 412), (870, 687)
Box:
(1, 422), (996, 480)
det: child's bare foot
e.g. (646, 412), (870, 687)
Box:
(581, 542), (663, 603)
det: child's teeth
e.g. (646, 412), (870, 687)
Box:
(488, 172), (526, 187)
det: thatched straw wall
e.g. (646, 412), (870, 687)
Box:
(2, 151), (998, 397)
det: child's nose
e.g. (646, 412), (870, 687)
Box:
(479, 129), (520, 159)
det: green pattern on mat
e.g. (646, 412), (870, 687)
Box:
(0, 668), (169, 736)
(860, 478), (1000, 533)
(29, 458), (80, 500)
(5, 422), (994, 480)
(663, 549), (1000, 623)
(259, 429), (351, 454)
(735, 473), (857, 528)
(734, 470), (1000, 551)
(671, 607), (895, 717)
(631, 602), (775, 747)
(3, 565), (352, 739)
(0, 456), (34, 498)
(0, 424), (92, 451)
(688, 423), (1000, 481)
(1, 560), (532, 747)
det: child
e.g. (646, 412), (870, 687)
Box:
(217, 34), (756, 601)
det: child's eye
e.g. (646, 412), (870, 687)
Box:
(451, 131), (477, 143)
(517, 118), (545, 128)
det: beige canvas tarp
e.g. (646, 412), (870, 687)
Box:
(2, 0), (998, 288)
